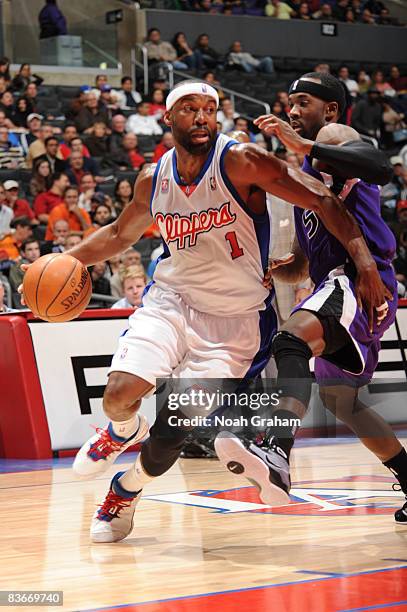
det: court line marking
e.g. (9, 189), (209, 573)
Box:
(340, 601), (407, 611)
(81, 565), (407, 612)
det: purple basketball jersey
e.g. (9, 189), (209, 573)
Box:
(294, 156), (396, 288)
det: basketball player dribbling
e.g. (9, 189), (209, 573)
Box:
(22, 81), (392, 543)
(215, 73), (407, 525)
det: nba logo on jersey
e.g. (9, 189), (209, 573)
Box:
(161, 179), (169, 193)
(210, 177), (216, 191)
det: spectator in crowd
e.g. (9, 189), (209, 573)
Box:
(371, 69), (393, 94)
(194, 34), (221, 69)
(0, 126), (25, 169)
(113, 179), (133, 218)
(12, 98), (32, 128)
(41, 218), (69, 254)
(361, 8), (376, 24)
(33, 171), (69, 224)
(295, 2), (311, 20)
(116, 76), (142, 111)
(126, 101), (163, 136)
(109, 114), (127, 155)
(0, 90), (15, 121)
(389, 66), (407, 94)
(92, 203), (113, 230)
(78, 173), (97, 212)
(110, 247), (143, 298)
(66, 149), (98, 186)
(149, 89), (166, 121)
(0, 276), (17, 312)
(26, 123), (55, 167)
(20, 113), (44, 153)
(59, 123), (90, 160)
(351, 88), (382, 138)
(9, 238), (41, 304)
(265, 0), (293, 19)
(29, 158), (51, 198)
(110, 133), (146, 171)
(232, 117), (256, 142)
(145, 28), (177, 66)
(390, 156), (407, 200)
(4, 180), (38, 226)
(333, 0), (350, 21)
(0, 216), (32, 260)
(313, 4), (334, 20)
(111, 266), (147, 310)
(0, 108), (15, 132)
(338, 65), (359, 98)
(0, 182), (13, 237)
(65, 86), (90, 121)
(11, 64), (43, 94)
(35, 136), (66, 173)
(153, 131), (174, 162)
(24, 84), (41, 115)
(38, 0), (67, 39)
(217, 97), (239, 133)
(344, 9), (356, 23)
(271, 99), (289, 122)
(85, 122), (109, 159)
(65, 232), (82, 250)
(357, 69), (372, 95)
(227, 41), (274, 74)
(75, 92), (109, 134)
(0, 57), (11, 86)
(351, 0), (363, 20)
(382, 101), (406, 149)
(172, 32), (202, 72)
(45, 185), (91, 240)
(90, 262), (111, 306)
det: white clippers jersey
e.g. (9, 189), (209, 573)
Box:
(150, 134), (271, 317)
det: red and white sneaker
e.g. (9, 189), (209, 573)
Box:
(91, 471), (142, 543)
(72, 416), (149, 480)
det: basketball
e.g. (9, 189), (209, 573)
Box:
(23, 253), (92, 323)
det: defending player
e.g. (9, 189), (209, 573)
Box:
(215, 73), (407, 525)
(29, 81), (391, 542)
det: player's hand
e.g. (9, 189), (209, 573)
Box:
(263, 252), (295, 289)
(254, 114), (313, 156)
(355, 266), (394, 333)
(17, 263), (31, 306)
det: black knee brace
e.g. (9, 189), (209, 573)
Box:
(272, 330), (313, 406)
(140, 408), (190, 477)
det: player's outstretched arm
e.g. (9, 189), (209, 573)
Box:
(225, 145), (393, 330)
(66, 166), (155, 267)
(254, 115), (393, 185)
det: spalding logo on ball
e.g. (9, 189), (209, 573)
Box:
(23, 253), (92, 322)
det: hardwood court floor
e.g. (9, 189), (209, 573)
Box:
(1, 437), (406, 612)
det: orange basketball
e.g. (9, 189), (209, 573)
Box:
(23, 253), (92, 322)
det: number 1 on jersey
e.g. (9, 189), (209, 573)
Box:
(225, 231), (244, 260)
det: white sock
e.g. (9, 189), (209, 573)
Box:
(118, 454), (155, 493)
(111, 413), (140, 440)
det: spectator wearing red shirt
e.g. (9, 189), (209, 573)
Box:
(389, 66), (407, 94)
(149, 89), (166, 121)
(59, 123), (90, 160)
(4, 180), (39, 225)
(33, 172), (69, 224)
(110, 133), (145, 171)
(152, 131), (174, 162)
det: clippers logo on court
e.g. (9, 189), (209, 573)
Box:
(161, 178), (169, 193)
(144, 477), (402, 516)
(155, 201), (236, 249)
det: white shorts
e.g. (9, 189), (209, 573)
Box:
(109, 284), (276, 391)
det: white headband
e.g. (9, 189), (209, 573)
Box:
(166, 82), (219, 111)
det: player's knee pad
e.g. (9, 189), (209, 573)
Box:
(272, 330), (313, 406)
(141, 409), (190, 477)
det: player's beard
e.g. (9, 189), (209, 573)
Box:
(172, 124), (217, 156)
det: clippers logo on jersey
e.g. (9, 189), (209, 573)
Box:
(144, 477), (401, 516)
(161, 178), (169, 193)
(155, 201), (236, 249)
(302, 209), (319, 240)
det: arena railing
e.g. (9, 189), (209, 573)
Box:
(131, 45), (271, 116)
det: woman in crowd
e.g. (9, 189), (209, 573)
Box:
(149, 89), (166, 121)
(12, 97), (32, 127)
(172, 32), (202, 72)
(113, 179), (133, 218)
(11, 64), (44, 94)
(29, 158), (52, 197)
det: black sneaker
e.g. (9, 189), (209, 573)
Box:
(214, 432), (291, 507)
(393, 483), (407, 525)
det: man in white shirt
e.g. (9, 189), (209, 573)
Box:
(338, 66), (359, 98)
(0, 183), (13, 238)
(126, 102), (163, 137)
(116, 77), (142, 111)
